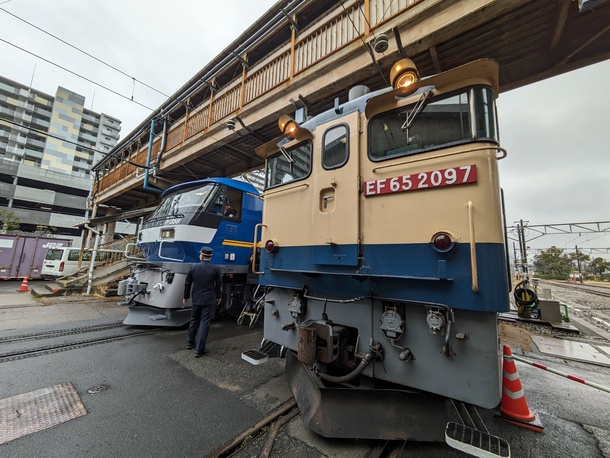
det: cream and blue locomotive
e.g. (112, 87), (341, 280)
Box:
(254, 59), (511, 453)
(119, 178), (262, 326)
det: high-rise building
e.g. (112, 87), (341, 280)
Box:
(0, 75), (122, 236)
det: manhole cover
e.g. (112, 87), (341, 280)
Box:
(87, 384), (109, 394)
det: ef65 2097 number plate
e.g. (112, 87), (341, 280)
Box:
(364, 164), (477, 197)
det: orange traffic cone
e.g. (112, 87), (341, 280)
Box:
(17, 276), (29, 292)
(496, 344), (543, 432)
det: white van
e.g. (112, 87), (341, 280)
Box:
(41, 247), (91, 279)
(41, 247), (125, 279)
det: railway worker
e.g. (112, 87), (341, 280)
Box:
(223, 201), (233, 216)
(183, 247), (222, 357)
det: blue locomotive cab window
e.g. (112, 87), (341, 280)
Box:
(322, 125), (348, 169)
(143, 183), (216, 228)
(266, 141), (312, 188)
(369, 87), (498, 160)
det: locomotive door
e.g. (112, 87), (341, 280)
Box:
(311, 113), (360, 266)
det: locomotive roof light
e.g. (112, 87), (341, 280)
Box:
(278, 115), (299, 138)
(278, 114), (312, 141)
(431, 231), (456, 252)
(389, 58), (420, 96)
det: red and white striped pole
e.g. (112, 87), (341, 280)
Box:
(511, 354), (610, 394)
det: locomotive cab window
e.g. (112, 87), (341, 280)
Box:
(369, 86), (498, 161)
(143, 183), (216, 228)
(322, 124), (349, 169)
(266, 141), (312, 189)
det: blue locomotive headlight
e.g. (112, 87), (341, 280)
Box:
(160, 228), (175, 239)
(431, 232), (455, 252)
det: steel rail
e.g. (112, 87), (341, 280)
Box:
(0, 329), (163, 363)
(0, 322), (125, 343)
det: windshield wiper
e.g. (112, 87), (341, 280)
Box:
(401, 89), (433, 135)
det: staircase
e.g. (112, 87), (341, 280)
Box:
(54, 239), (136, 295)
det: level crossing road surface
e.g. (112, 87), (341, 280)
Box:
(0, 280), (609, 457)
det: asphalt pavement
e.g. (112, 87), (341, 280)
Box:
(0, 280), (609, 458)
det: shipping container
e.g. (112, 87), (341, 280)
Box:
(0, 234), (72, 279)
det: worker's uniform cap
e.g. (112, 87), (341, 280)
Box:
(200, 247), (213, 256)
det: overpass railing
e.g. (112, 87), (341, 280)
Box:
(97, 0), (420, 195)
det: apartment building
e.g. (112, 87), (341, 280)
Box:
(0, 75), (123, 236)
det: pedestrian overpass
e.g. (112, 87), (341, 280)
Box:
(91, 0), (610, 216)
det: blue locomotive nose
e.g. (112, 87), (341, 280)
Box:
(120, 178), (262, 327)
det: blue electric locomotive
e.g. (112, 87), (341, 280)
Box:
(119, 177), (263, 326)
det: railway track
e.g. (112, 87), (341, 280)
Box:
(0, 322), (164, 363)
(545, 281), (610, 299)
(207, 398), (469, 458)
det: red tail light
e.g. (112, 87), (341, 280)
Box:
(432, 232), (455, 252)
(59, 261), (65, 272)
(265, 239), (279, 253)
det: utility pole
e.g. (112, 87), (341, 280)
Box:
(517, 220), (529, 279)
(513, 242), (518, 277)
(575, 245), (583, 283)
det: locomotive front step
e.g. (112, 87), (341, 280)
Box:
(241, 349), (269, 365)
(445, 422), (510, 457)
(241, 340), (284, 365)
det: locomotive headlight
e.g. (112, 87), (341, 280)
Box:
(389, 58), (419, 96)
(278, 115), (299, 139)
(160, 228), (175, 239)
(278, 115), (312, 141)
(431, 232), (455, 252)
(265, 239), (279, 253)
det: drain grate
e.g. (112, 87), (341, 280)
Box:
(0, 382), (88, 445)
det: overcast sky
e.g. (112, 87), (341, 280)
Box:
(2, 0), (609, 258)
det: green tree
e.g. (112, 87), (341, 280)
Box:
(588, 257), (610, 277)
(533, 247), (572, 280)
(35, 222), (57, 236)
(0, 208), (20, 232)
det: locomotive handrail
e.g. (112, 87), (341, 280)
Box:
(467, 201), (479, 292)
(252, 223), (267, 275)
(303, 292), (369, 303)
(371, 146), (507, 173)
(157, 241), (184, 262)
(124, 242), (146, 261)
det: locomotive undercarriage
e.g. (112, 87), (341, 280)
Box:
(118, 261), (249, 326)
(262, 287), (506, 452)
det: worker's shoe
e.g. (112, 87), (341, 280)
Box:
(195, 350), (208, 358)
(186, 343), (195, 350)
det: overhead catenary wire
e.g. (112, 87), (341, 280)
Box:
(0, 38), (156, 112)
(1, 118), (150, 169)
(2, 115), (262, 172)
(0, 6), (171, 99)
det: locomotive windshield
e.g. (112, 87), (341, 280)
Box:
(143, 183), (216, 228)
(369, 86), (498, 160)
(266, 141), (312, 188)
